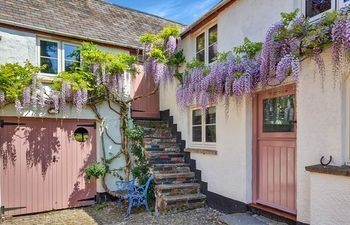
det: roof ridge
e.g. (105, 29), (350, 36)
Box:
(98, 0), (187, 26)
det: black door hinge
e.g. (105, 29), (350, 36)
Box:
(0, 120), (26, 128)
(77, 196), (96, 202)
(1, 205), (26, 214)
(77, 122), (96, 129)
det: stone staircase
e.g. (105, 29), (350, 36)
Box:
(135, 120), (206, 212)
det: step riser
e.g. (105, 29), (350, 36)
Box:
(157, 199), (205, 212)
(154, 177), (196, 185)
(154, 167), (190, 174)
(148, 157), (184, 164)
(153, 164), (190, 171)
(156, 186), (200, 196)
(135, 121), (168, 129)
(145, 143), (179, 149)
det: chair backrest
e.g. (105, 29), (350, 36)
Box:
(116, 178), (135, 192)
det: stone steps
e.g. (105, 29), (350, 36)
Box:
(135, 118), (206, 213)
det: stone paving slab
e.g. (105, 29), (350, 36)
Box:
(1, 203), (224, 225)
(219, 213), (288, 225)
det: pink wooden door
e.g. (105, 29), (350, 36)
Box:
(254, 85), (296, 214)
(131, 64), (160, 119)
(0, 118), (96, 216)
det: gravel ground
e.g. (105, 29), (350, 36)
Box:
(1, 203), (225, 225)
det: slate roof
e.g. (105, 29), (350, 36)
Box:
(0, 0), (184, 49)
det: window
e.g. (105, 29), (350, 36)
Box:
(40, 40), (59, 74)
(63, 44), (80, 72)
(208, 25), (218, 63)
(191, 107), (216, 144)
(196, 33), (205, 62)
(38, 39), (80, 75)
(195, 24), (218, 64)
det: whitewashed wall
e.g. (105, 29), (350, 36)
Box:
(309, 173), (350, 225)
(0, 27), (130, 193)
(160, 0), (350, 224)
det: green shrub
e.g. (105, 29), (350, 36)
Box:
(85, 162), (106, 180)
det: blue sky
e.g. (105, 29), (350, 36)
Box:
(107, 0), (221, 25)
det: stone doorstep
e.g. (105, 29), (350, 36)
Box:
(163, 193), (206, 205)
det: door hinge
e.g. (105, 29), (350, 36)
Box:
(77, 122), (96, 129)
(131, 108), (145, 112)
(1, 205), (26, 214)
(0, 120), (26, 128)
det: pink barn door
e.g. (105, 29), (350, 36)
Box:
(131, 64), (160, 119)
(253, 84), (297, 214)
(0, 118), (96, 216)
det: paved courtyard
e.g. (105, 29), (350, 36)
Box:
(1, 203), (225, 225)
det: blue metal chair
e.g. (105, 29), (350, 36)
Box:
(125, 175), (154, 217)
(115, 178), (136, 208)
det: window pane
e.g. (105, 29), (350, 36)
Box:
(65, 61), (80, 72)
(192, 109), (202, 125)
(192, 126), (202, 142)
(196, 33), (205, 52)
(64, 44), (80, 61)
(209, 25), (217, 46)
(40, 40), (58, 58)
(196, 50), (205, 62)
(40, 57), (58, 74)
(206, 125), (216, 142)
(209, 44), (218, 63)
(263, 95), (294, 132)
(206, 107), (216, 124)
(305, 0), (331, 18)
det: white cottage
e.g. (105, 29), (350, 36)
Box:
(160, 0), (350, 224)
(0, 0), (180, 216)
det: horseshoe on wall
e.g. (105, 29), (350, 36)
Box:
(320, 155), (332, 166)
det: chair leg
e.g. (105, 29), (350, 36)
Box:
(117, 198), (121, 209)
(126, 199), (133, 218)
(145, 199), (150, 213)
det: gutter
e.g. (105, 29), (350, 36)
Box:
(0, 18), (142, 50)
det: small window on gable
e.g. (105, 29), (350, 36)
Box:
(64, 44), (80, 72)
(208, 25), (218, 63)
(196, 33), (205, 62)
(305, 0), (332, 18)
(40, 40), (59, 74)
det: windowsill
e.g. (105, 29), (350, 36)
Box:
(305, 164), (350, 177)
(38, 74), (57, 83)
(185, 148), (217, 155)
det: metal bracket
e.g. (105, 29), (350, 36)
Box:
(0, 120), (26, 128)
(1, 205), (26, 214)
(77, 196), (96, 202)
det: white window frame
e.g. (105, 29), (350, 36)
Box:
(194, 22), (218, 65)
(208, 24), (218, 63)
(190, 106), (216, 149)
(62, 42), (80, 72)
(37, 38), (61, 77)
(37, 38), (80, 77)
(302, 0), (336, 21)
